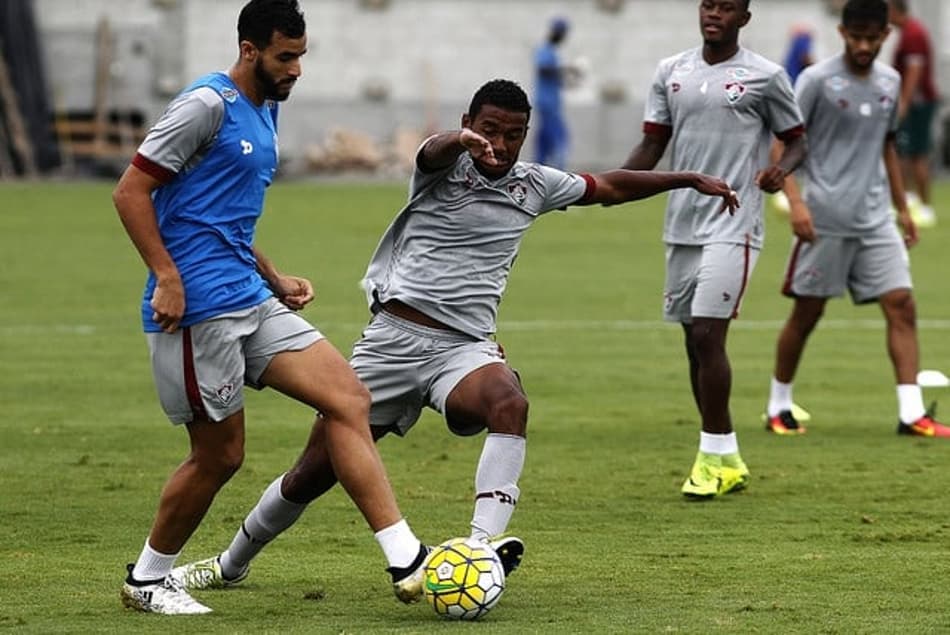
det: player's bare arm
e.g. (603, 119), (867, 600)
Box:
(756, 133), (807, 193)
(897, 59), (923, 120)
(770, 139), (816, 242)
(587, 169), (739, 214)
(883, 135), (918, 247)
(620, 130), (670, 171)
(418, 129), (498, 172)
(112, 164), (185, 333)
(253, 247), (315, 310)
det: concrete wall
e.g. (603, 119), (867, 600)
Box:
(32, 0), (948, 171)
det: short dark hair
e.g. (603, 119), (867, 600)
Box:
(238, 0), (305, 49)
(468, 80), (532, 121)
(842, 0), (889, 28)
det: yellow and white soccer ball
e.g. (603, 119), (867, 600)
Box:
(423, 537), (505, 620)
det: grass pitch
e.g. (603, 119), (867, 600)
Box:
(1, 180), (949, 633)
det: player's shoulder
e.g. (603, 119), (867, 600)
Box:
(870, 60), (901, 83)
(798, 55), (843, 82)
(656, 47), (701, 74)
(736, 47), (784, 77)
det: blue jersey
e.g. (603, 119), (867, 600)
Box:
(534, 43), (562, 110)
(132, 72), (278, 332)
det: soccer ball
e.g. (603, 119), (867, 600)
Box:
(423, 537), (506, 620)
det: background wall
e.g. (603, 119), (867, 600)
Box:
(31, 0), (948, 172)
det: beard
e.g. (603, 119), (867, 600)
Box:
(254, 59), (294, 101)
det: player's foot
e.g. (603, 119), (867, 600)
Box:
(766, 410), (806, 435)
(720, 452), (750, 494)
(388, 543), (430, 604)
(488, 536), (524, 576)
(169, 555), (248, 591)
(120, 564), (212, 614)
(681, 452), (723, 499)
(897, 414), (950, 438)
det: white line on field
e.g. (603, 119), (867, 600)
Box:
(5, 319), (950, 336)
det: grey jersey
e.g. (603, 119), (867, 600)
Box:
(137, 86), (224, 174)
(644, 47), (804, 248)
(362, 147), (589, 339)
(795, 55), (900, 236)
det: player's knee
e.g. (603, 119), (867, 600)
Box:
(884, 290), (916, 327)
(326, 382), (371, 425)
(487, 391), (529, 436)
(191, 443), (244, 483)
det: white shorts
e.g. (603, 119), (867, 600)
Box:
(782, 224), (912, 303)
(350, 310), (506, 437)
(146, 297), (323, 424)
(663, 242), (760, 323)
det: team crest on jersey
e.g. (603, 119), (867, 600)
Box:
(724, 82), (746, 104)
(826, 76), (849, 92)
(220, 87), (239, 103)
(727, 67), (751, 81)
(507, 182), (528, 205)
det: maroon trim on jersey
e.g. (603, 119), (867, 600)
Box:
(781, 238), (806, 298)
(181, 327), (207, 421)
(577, 173), (597, 204)
(775, 124), (805, 143)
(731, 238), (752, 319)
(642, 122), (673, 140)
(132, 153), (176, 184)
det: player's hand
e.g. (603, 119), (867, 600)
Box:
(150, 274), (185, 333)
(272, 274), (315, 310)
(692, 174), (739, 215)
(755, 165), (787, 194)
(789, 201), (816, 242)
(896, 208), (920, 248)
(459, 129), (498, 166)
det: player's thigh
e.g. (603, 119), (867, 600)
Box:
(244, 298), (323, 388)
(435, 341), (520, 436)
(849, 225), (912, 304)
(351, 312), (438, 436)
(691, 242), (760, 319)
(147, 309), (257, 424)
(663, 244), (702, 323)
(784, 236), (853, 299)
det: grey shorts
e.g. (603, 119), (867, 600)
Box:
(663, 242), (760, 323)
(146, 297), (323, 424)
(781, 223), (912, 303)
(350, 310), (506, 437)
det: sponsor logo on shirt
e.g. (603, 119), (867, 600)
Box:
(221, 87), (239, 103)
(727, 67), (751, 81)
(671, 82), (682, 93)
(725, 82), (746, 104)
(240, 139), (253, 155)
(507, 182), (528, 206)
(876, 76), (897, 93)
(672, 59), (694, 76)
(826, 76), (849, 92)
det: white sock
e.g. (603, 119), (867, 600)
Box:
(470, 433), (525, 542)
(131, 540), (179, 582)
(897, 384), (926, 424)
(375, 519), (422, 569)
(220, 474), (306, 578)
(767, 377), (793, 417)
(699, 431), (739, 455)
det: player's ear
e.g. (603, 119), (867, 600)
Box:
(461, 113), (472, 129)
(239, 39), (259, 63)
(739, 10), (751, 28)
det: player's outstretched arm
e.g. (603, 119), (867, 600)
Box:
(584, 169), (739, 214)
(418, 129), (498, 172)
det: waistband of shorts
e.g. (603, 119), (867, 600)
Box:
(373, 309), (477, 342)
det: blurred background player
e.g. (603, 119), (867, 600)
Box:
(783, 23), (815, 84)
(888, 0), (939, 227)
(764, 0), (950, 439)
(533, 16), (576, 169)
(168, 78), (740, 592)
(113, 0), (427, 615)
(623, 0), (807, 498)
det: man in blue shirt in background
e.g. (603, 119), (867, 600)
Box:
(534, 16), (573, 169)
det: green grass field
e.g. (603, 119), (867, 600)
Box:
(2, 180), (949, 633)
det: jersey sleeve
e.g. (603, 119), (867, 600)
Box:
(763, 70), (805, 140)
(643, 62), (672, 127)
(133, 87), (224, 182)
(537, 165), (589, 212)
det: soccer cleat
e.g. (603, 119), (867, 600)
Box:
(766, 410), (806, 435)
(169, 555), (248, 591)
(388, 543), (430, 604)
(720, 453), (750, 494)
(897, 414), (950, 438)
(120, 563), (213, 615)
(681, 452), (723, 499)
(488, 536), (524, 577)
